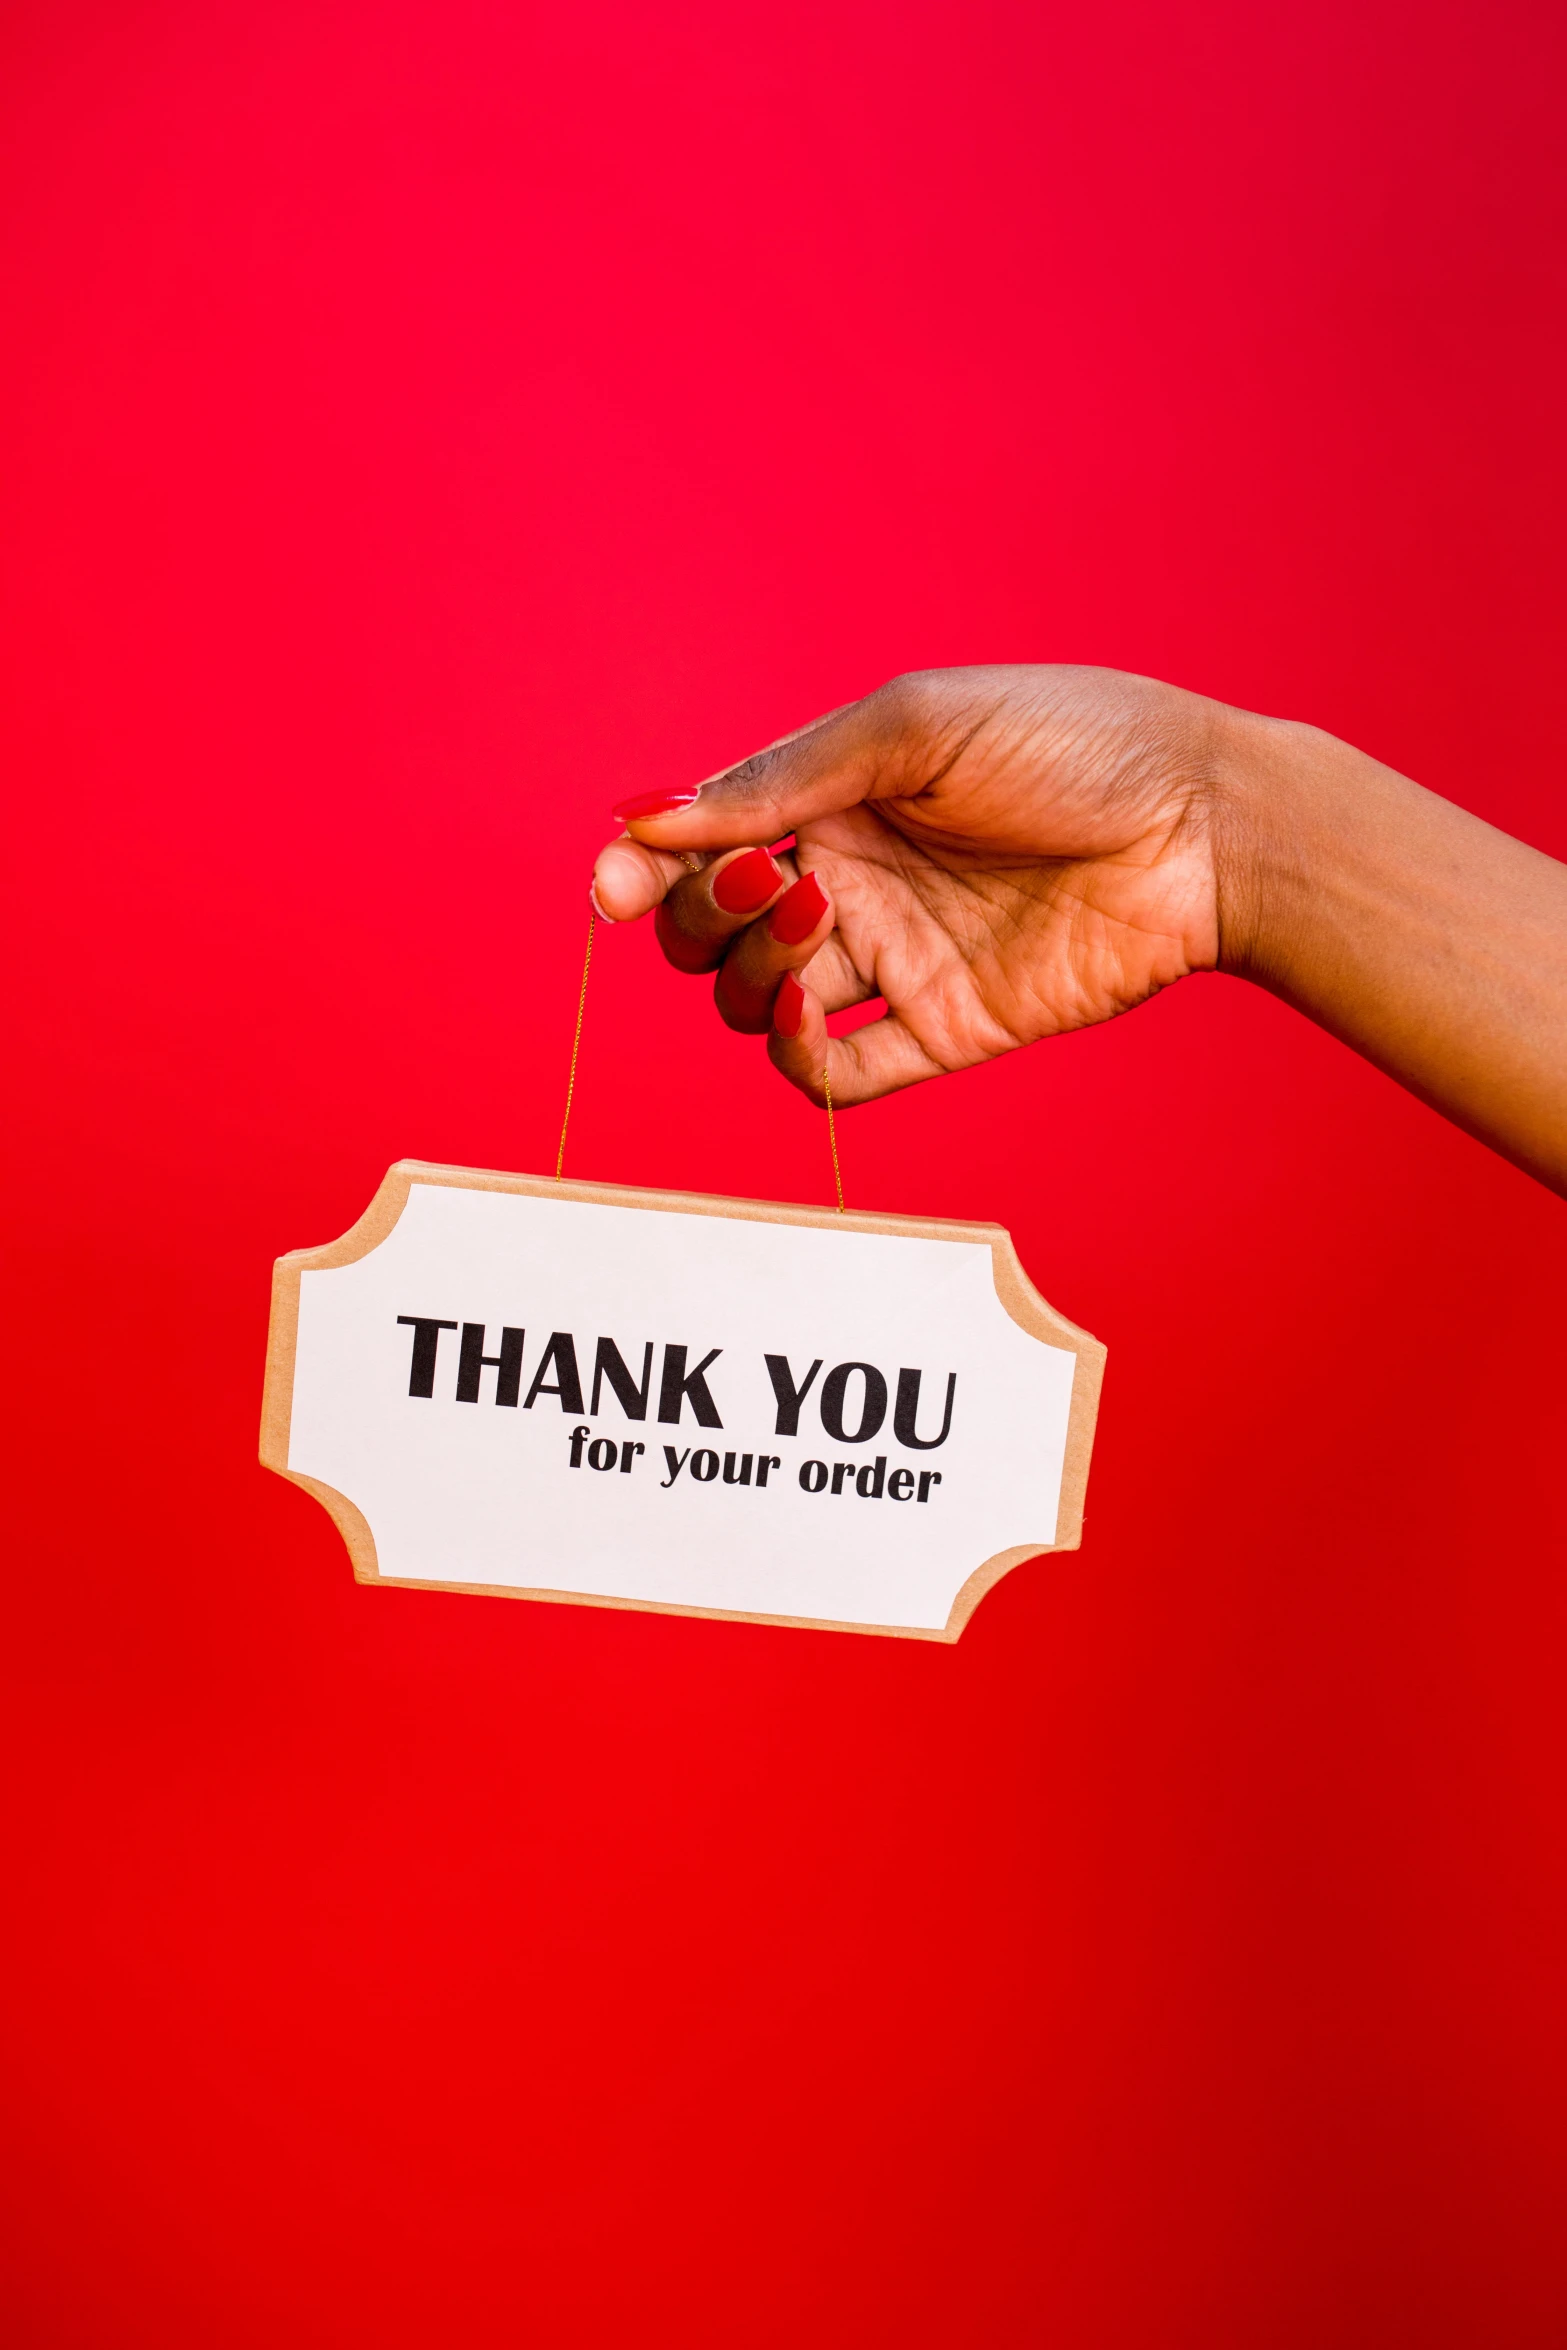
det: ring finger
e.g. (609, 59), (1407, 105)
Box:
(713, 869), (859, 1032)
(652, 844), (797, 974)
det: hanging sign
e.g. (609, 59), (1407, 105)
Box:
(260, 1161), (1106, 1641)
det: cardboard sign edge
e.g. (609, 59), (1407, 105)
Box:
(260, 1159), (1108, 1644)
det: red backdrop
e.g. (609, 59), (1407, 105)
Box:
(3, 3), (1566, 2342)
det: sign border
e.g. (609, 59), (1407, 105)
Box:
(259, 1160), (1107, 1642)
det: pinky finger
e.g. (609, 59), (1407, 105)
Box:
(767, 970), (829, 1100)
(768, 975), (945, 1106)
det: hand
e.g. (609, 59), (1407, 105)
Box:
(591, 665), (1233, 1106)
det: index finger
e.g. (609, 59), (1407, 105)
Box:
(613, 679), (938, 856)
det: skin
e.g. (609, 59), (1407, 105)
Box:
(591, 665), (1567, 1196)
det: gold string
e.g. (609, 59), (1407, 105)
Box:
(554, 906), (596, 1180)
(823, 1062), (845, 1213)
(553, 896), (845, 1212)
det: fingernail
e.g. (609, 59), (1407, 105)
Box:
(712, 847), (781, 916)
(775, 971), (806, 1038)
(612, 787), (701, 823)
(767, 870), (829, 946)
(588, 881), (615, 923)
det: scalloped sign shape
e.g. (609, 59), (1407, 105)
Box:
(260, 1162), (1106, 1641)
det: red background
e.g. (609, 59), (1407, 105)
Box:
(3, 3), (1566, 2342)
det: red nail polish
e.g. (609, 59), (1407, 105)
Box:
(775, 971), (806, 1038)
(767, 870), (829, 946)
(712, 847), (781, 916)
(612, 787), (701, 823)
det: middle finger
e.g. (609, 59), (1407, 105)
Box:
(653, 844), (796, 974)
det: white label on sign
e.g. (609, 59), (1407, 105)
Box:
(263, 1165), (1104, 1640)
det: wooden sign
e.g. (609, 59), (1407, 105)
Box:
(260, 1161), (1106, 1641)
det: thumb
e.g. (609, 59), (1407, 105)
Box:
(613, 681), (926, 852)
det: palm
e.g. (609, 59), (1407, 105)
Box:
(787, 676), (1219, 1075)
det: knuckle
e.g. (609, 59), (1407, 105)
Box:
(871, 669), (938, 728)
(714, 950), (776, 1034)
(654, 901), (720, 974)
(710, 745), (786, 804)
(713, 977), (768, 1035)
(767, 1038), (826, 1103)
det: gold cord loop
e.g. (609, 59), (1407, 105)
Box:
(554, 907), (596, 1181)
(823, 1063), (845, 1213)
(553, 897), (845, 1210)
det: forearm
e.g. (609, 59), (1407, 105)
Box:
(1214, 710), (1567, 1194)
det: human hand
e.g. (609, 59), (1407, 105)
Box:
(590, 665), (1233, 1105)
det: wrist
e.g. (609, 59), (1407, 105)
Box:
(1206, 703), (1349, 986)
(1196, 692), (1567, 1195)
